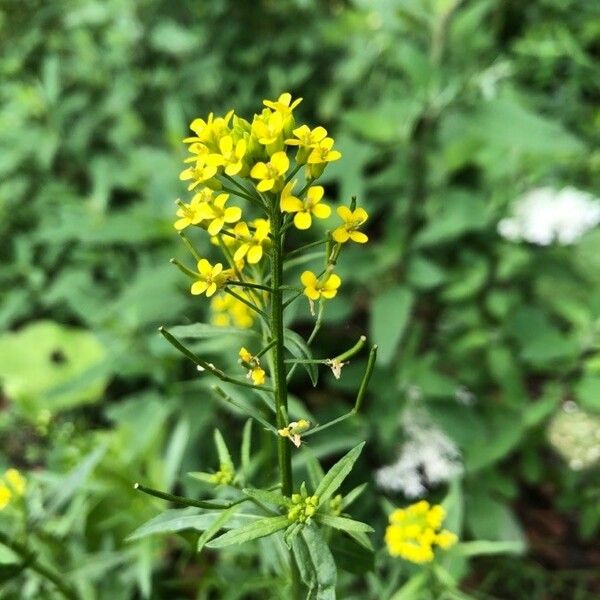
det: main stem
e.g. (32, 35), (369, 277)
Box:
(269, 205), (293, 497)
(270, 200), (301, 599)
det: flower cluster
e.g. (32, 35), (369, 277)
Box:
(498, 186), (600, 246)
(385, 501), (457, 563)
(210, 463), (235, 486)
(173, 92), (370, 316)
(287, 491), (320, 524)
(0, 468), (26, 510)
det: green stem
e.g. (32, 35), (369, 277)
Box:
(269, 206), (293, 498)
(133, 483), (235, 509)
(0, 531), (79, 600)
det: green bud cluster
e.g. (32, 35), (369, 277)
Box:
(287, 493), (320, 523)
(210, 463), (234, 485)
(329, 494), (343, 516)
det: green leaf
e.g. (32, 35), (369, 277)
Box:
(197, 507), (238, 553)
(169, 323), (258, 339)
(455, 540), (525, 557)
(316, 513), (373, 534)
(0, 320), (108, 417)
(127, 509), (215, 541)
(213, 428), (233, 468)
(370, 286), (413, 365)
(207, 515), (289, 548)
(302, 523), (337, 600)
(292, 533), (317, 595)
(241, 419), (252, 476)
(314, 442), (365, 504)
(242, 488), (287, 508)
(284, 329), (318, 386)
(390, 572), (428, 600)
(329, 531), (375, 573)
(48, 444), (107, 513)
(575, 374), (600, 411)
(341, 483), (368, 510)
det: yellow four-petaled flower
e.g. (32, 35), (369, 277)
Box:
(301, 271), (341, 300)
(280, 182), (331, 230)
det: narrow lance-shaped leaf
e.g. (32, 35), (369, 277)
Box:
(315, 513), (373, 534)
(214, 428), (233, 467)
(197, 507), (238, 553)
(242, 488), (287, 508)
(207, 515), (290, 548)
(314, 442), (365, 504)
(302, 523), (336, 600)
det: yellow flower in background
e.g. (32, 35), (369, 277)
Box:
(198, 193), (242, 236)
(280, 182), (331, 230)
(278, 419), (311, 448)
(211, 293), (254, 328)
(4, 469), (26, 496)
(191, 259), (229, 297)
(0, 484), (11, 510)
(385, 501), (458, 564)
(234, 219), (271, 264)
(208, 135), (247, 176)
(301, 270), (341, 300)
(332, 206), (369, 244)
(250, 151), (289, 192)
(263, 92), (303, 118)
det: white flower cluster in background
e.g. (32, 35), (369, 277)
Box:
(376, 408), (463, 498)
(498, 186), (600, 246)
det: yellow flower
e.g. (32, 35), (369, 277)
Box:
(278, 419), (311, 448)
(332, 206), (369, 244)
(301, 271), (341, 300)
(210, 293), (254, 328)
(233, 219), (271, 264)
(174, 194), (207, 231)
(280, 182), (331, 230)
(239, 347), (253, 364)
(208, 135), (247, 176)
(252, 110), (284, 147)
(285, 124), (327, 148)
(285, 124), (327, 164)
(263, 92), (303, 118)
(184, 110), (234, 151)
(191, 259), (229, 297)
(0, 484), (11, 510)
(179, 154), (218, 190)
(198, 193), (242, 236)
(307, 137), (341, 165)
(250, 151), (289, 192)
(385, 501), (457, 564)
(238, 347), (266, 385)
(249, 367), (266, 385)
(4, 469), (26, 497)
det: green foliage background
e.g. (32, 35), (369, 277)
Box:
(1, 0), (599, 598)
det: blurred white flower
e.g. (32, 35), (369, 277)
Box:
(376, 409), (463, 498)
(498, 186), (600, 246)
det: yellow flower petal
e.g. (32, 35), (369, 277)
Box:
(337, 206), (353, 222)
(350, 231), (368, 243)
(280, 196), (304, 213)
(312, 203), (331, 219)
(247, 245), (263, 264)
(294, 211), (312, 230)
(208, 218), (224, 236)
(300, 271), (318, 288)
(191, 281), (208, 295)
